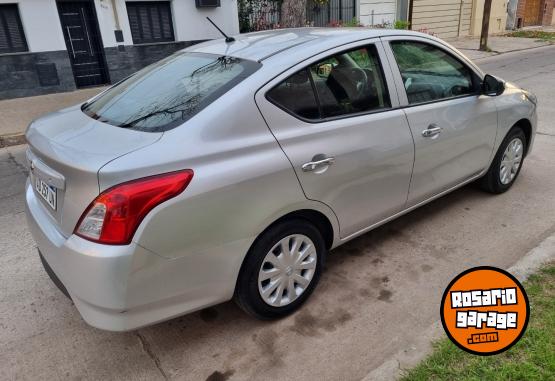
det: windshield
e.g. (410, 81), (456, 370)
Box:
(82, 52), (261, 132)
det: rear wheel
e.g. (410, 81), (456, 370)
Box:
(480, 127), (527, 194)
(234, 219), (326, 319)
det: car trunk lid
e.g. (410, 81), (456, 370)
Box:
(26, 105), (162, 237)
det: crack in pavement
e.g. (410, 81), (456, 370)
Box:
(136, 332), (169, 380)
(7, 151), (28, 176)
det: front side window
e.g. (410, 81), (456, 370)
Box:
(267, 45), (391, 120)
(0, 4), (28, 54)
(126, 1), (174, 44)
(390, 41), (479, 104)
(82, 53), (261, 132)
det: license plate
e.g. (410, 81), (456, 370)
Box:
(35, 178), (57, 211)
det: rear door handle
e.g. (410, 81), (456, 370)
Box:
(302, 157), (335, 172)
(422, 124), (443, 138)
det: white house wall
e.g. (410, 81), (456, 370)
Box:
(171, 0), (239, 43)
(0, 0), (240, 53)
(93, 0), (120, 48)
(359, 0), (397, 26)
(95, 0), (239, 47)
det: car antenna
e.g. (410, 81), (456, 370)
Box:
(206, 17), (235, 43)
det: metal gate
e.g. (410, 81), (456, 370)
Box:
(238, 0), (281, 32)
(306, 0), (357, 26)
(238, 0), (357, 32)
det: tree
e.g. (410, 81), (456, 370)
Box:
(281, 0), (307, 28)
(479, 0), (493, 51)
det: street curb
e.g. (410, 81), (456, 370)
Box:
(0, 134), (26, 148)
(361, 232), (555, 381)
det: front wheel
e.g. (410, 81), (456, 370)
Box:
(234, 219), (326, 320)
(480, 127), (527, 194)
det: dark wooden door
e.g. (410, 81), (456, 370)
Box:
(524, 0), (542, 26)
(57, 1), (109, 88)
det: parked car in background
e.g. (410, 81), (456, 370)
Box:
(25, 28), (537, 331)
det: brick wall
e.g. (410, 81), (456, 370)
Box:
(516, 0), (525, 27)
(515, 0), (555, 26)
(541, 0), (555, 25)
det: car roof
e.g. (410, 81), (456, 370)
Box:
(185, 28), (434, 62)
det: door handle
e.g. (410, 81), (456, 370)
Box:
(302, 156), (335, 172)
(81, 8), (94, 56)
(422, 124), (443, 138)
(66, 26), (76, 58)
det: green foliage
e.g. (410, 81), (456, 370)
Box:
(328, 17), (362, 28)
(343, 17), (362, 27)
(394, 20), (410, 30)
(507, 30), (555, 42)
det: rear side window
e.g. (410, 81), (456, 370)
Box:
(266, 69), (320, 119)
(390, 41), (479, 104)
(267, 45), (391, 121)
(82, 53), (261, 132)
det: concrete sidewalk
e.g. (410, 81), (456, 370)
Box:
(0, 87), (105, 146)
(450, 36), (554, 61)
(363, 232), (555, 381)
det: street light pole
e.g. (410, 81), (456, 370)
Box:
(480, 0), (493, 51)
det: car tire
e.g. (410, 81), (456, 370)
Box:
(480, 127), (527, 194)
(234, 219), (326, 320)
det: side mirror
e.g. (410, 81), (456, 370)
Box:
(482, 74), (505, 96)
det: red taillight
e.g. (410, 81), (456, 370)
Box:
(75, 170), (194, 245)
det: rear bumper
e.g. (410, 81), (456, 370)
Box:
(39, 250), (71, 300)
(24, 180), (232, 331)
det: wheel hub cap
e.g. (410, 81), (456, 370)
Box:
(258, 234), (317, 307)
(500, 138), (523, 185)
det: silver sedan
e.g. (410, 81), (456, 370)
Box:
(25, 28), (537, 331)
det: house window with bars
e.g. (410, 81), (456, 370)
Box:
(126, 1), (175, 44)
(0, 4), (28, 54)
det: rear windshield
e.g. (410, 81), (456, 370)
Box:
(82, 52), (261, 132)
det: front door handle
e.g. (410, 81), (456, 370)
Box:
(302, 156), (335, 172)
(422, 124), (443, 138)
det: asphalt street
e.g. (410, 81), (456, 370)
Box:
(1, 45), (555, 381)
